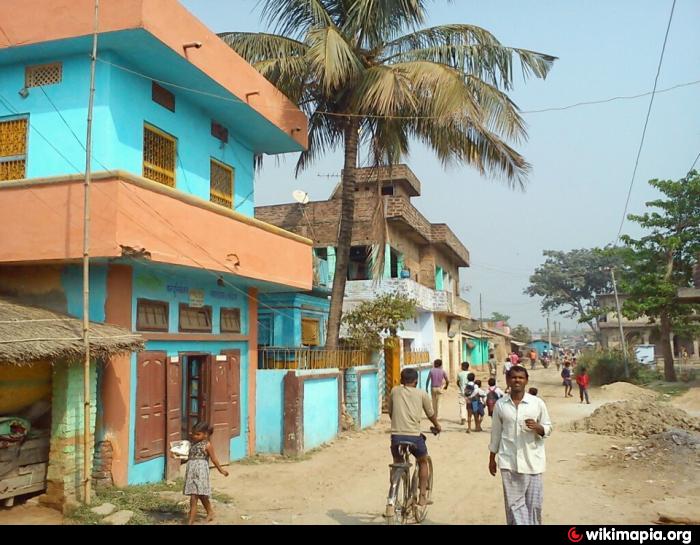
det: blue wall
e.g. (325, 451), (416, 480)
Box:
(126, 263), (252, 484)
(0, 51), (256, 216)
(359, 370), (379, 429)
(60, 264), (108, 322)
(529, 340), (552, 354)
(131, 263), (248, 335)
(255, 370), (287, 454)
(258, 292), (329, 347)
(302, 374), (339, 450)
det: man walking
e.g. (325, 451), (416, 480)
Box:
(488, 352), (498, 380)
(425, 359), (449, 419)
(488, 365), (552, 525)
(457, 362), (470, 425)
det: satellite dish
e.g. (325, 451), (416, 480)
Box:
(292, 190), (309, 204)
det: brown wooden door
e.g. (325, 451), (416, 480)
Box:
(135, 352), (167, 461)
(222, 350), (241, 438)
(166, 356), (182, 480)
(207, 355), (231, 465)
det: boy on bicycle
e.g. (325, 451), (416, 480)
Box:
(386, 367), (441, 517)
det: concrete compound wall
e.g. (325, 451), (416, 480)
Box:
(255, 370), (286, 454)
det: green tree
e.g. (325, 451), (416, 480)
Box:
(341, 292), (417, 350)
(525, 248), (624, 346)
(489, 312), (510, 323)
(620, 173), (700, 382)
(510, 324), (532, 344)
(220, 0), (555, 348)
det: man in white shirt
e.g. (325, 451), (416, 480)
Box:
(488, 365), (552, 525)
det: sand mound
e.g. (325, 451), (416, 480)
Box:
(571, 399), (700, 438)
(598, 382), (658, 401)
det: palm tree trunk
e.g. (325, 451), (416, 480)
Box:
(660, 309), (677, 382)
(325, 119), (360, 349)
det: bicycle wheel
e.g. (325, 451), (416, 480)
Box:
(411, 457), (433, 523)
(387, 467), (411, 525)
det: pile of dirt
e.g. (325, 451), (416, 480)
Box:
(601, 429), (700, 467)
(571, 399), (700, 438)
(598, 382), (658, 401)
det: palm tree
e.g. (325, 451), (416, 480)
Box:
(220, 0), (556, 349)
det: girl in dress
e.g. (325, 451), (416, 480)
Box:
(183, 421), (229, 524)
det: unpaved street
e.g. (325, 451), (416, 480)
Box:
(208, 367), (699, 525)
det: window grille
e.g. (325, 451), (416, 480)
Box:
(25, 62), (62, 88)
(0, 116), (28, 181)
(210, 159), (234, 208)
(143, 124), (176, 187)
(301, 318), (321, 346)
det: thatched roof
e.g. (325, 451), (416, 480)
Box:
(0, 298), (144, 365)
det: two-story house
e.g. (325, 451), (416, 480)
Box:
(255, 165), (471, 381)
(0, 0), (313, 500)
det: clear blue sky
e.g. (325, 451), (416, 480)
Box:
(182, 0), (700, 332)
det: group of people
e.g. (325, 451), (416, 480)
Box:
(387, 357), (552, 525)
(560, 358), (591, 404)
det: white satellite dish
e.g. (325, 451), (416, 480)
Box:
(292, 190), (310, 204)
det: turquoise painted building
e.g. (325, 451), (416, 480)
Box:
(0, 0), (312, 490)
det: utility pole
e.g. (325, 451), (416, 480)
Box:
(609, 267), (630, 378)
(82, 0), (100, 505)
(547, 312), (552, 357)
(479, 293), (484, 365)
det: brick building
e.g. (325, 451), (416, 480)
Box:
(256, 165), (471, 381)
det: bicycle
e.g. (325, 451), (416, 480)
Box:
(385, 427), (439, 525)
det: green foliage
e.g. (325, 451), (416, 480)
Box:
(489, 312), (510, 323)
(620, 173), (700, 381)
(510, 324), (532, 343)
(525, 248), (624, 342)
(341, 292), (417, 350)
(577, 351), (642, 386)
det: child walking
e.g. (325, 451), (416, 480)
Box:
(561, 361), (573, 398)
(183, 422), (229, 525)
(485, 377), (504, 417)
(576, 366), (591, 404)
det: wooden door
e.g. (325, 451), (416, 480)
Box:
(135, 352), (167, 461)
(165, 356), (182, 480)
(222, 350), (241, 438)
(207, 355), (231, 465)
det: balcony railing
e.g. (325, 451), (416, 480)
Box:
(403, 350), (430, 365)
(258, 347), (372, 370)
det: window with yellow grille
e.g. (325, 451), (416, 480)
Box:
(210, 159), (234, 208)
(301, 318), (321, 347)
(0, 116), (28, 181)
(143, 124), (176, 187)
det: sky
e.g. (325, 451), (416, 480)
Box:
(181, 0), (700, 332)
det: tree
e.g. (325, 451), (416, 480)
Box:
(220, 1), (556, 348)
(525, 248), (624, 346)
(510, 324), (532, 344)
(620, 173), (700, 382)
(341, 292), (417, 350)
(489, 312), (510, 323)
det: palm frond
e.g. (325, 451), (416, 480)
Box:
(218, 32), (308, 63)
(381, 25), (556, 89)
(258, 0), (334, 39)
(307, 25), (364, 93)
(465, 75), (526, 143)
(295, 108), (344, 174)
(345, 0), (428, 48)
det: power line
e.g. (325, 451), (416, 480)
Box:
(96, 57), (700, 122)
(687, 150), (700, 177)
(615, 0), (677, 243)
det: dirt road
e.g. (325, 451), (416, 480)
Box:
(2, 366), (697, 525)
(208, 366), (699, 525)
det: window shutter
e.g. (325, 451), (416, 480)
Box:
(301, 318), (320, 346)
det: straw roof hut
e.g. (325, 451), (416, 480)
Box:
(0, 297), (143, 365)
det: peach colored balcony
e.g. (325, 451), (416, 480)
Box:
(0, 172), (313, 290)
